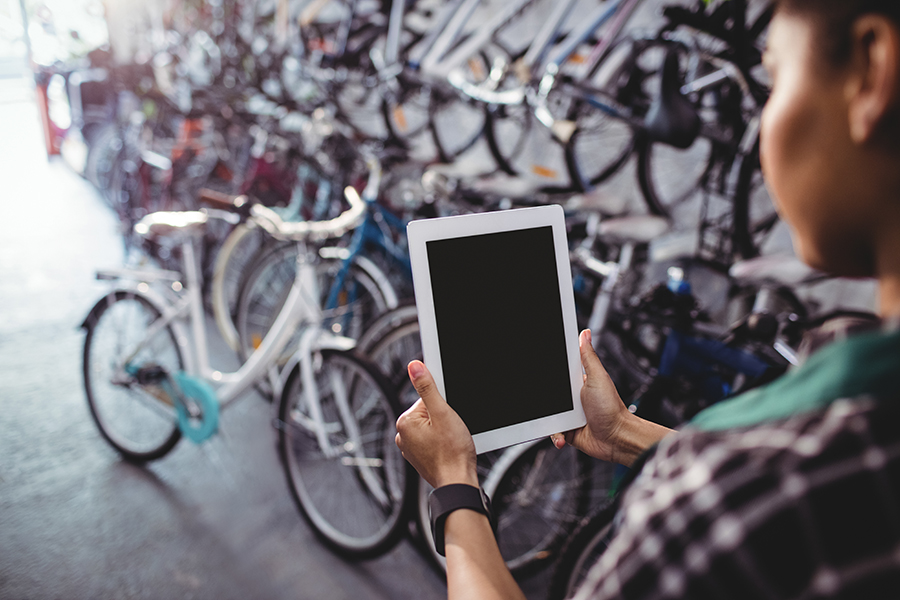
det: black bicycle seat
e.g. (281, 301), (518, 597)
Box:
(643, 46), (701, 149)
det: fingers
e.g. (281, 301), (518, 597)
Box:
(407, 360), (448, 414)
(551, 429), (578, 450)
(550, 433), (566, 449)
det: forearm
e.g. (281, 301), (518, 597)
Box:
(444, 510), (526, 600)
(610, 413), (673, 467)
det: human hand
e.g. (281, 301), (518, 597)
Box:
(395, 360), (478, 489)
(550, 329), (639, 464)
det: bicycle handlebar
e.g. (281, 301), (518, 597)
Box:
(250, 185), (366, 242)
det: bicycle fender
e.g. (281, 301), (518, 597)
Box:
(354, 255), (400, 310)
(279, 334), (358, 384)
(80, 283), (170, 329)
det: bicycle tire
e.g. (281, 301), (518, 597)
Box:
(546, 502), (618, 600)
(484, 101), (533, 176)
(278, 349), (414, 558)
(732, 137), (779, 259)
(636, 133), (715, 217)
(82, 291), (183, 462)
(85, 121), (124, 204)
(428, 79), (488, 163)
(563, 98), (635, 191)
(382, 72), (433, 142)
(489, 440), (596, 575)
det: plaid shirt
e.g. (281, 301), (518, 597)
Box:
(574, 322), (900, 600)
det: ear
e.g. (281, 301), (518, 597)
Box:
(847, 15), (900, 143)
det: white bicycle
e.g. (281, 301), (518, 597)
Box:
(81, 187), (413, 557)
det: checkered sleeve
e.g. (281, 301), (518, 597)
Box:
(572, 397), (900, 600)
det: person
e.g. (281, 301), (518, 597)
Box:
(395, 0), (900, 598)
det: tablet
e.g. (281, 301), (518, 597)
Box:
(407, 204), (585, 454)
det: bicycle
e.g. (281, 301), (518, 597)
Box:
(81, 187), (413, 558)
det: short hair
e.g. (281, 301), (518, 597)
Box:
(774, 0), (900, 66)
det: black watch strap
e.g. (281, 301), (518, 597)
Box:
(429, 484), (494, 557)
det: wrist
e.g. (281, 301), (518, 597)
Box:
(610, 412), (672, 467)
(429, 483), (494, 556)
(435, 465), (478, 488)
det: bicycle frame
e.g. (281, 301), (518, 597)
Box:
(322, 199), (408, 321)
(96, 234), (349, 412)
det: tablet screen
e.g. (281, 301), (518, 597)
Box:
(426, 225), (574, 435)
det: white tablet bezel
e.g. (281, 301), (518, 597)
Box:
(407, 204), (585, 454)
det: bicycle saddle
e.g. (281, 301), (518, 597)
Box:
(134, 211), (208, 239)
(729, 254), (824, 287)
(597, 215), (670, 245)
(643, 46), (701, 149)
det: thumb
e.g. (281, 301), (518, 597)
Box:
(408, 360), (449, 414)
(578, 329), (609, 382)
(579, 329), (608, 380)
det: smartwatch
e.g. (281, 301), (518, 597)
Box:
(429, 484), (495, 557)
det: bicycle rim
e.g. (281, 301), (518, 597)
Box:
(637, 135), (714, 218)
(564, 100), (635, 190)
(83, 291), (182, 462)
(279, 350), (411, 557)
(236, 244), (388, 363)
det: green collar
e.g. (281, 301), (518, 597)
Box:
(689, 328), (900, 432)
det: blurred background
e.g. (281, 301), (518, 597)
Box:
(0, 1), (879, 599)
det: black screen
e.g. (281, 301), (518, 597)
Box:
(426, 226), (573, 435)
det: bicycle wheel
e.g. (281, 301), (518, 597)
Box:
(492, 440), (597, 575)
(82, 291), (183, 462)
(332, 55), (391, 140)
(546, 502), (618, 600)
(278, 349), (413, 558)
(428, 72), (489, 162)
(562, 32), (665, 193)
(484, 100), (534, 176)
(383, 72), (433, 142)
(563, 96), (635, 191)
(236, 243), (391, 398)
(236, 243), (390, 357)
